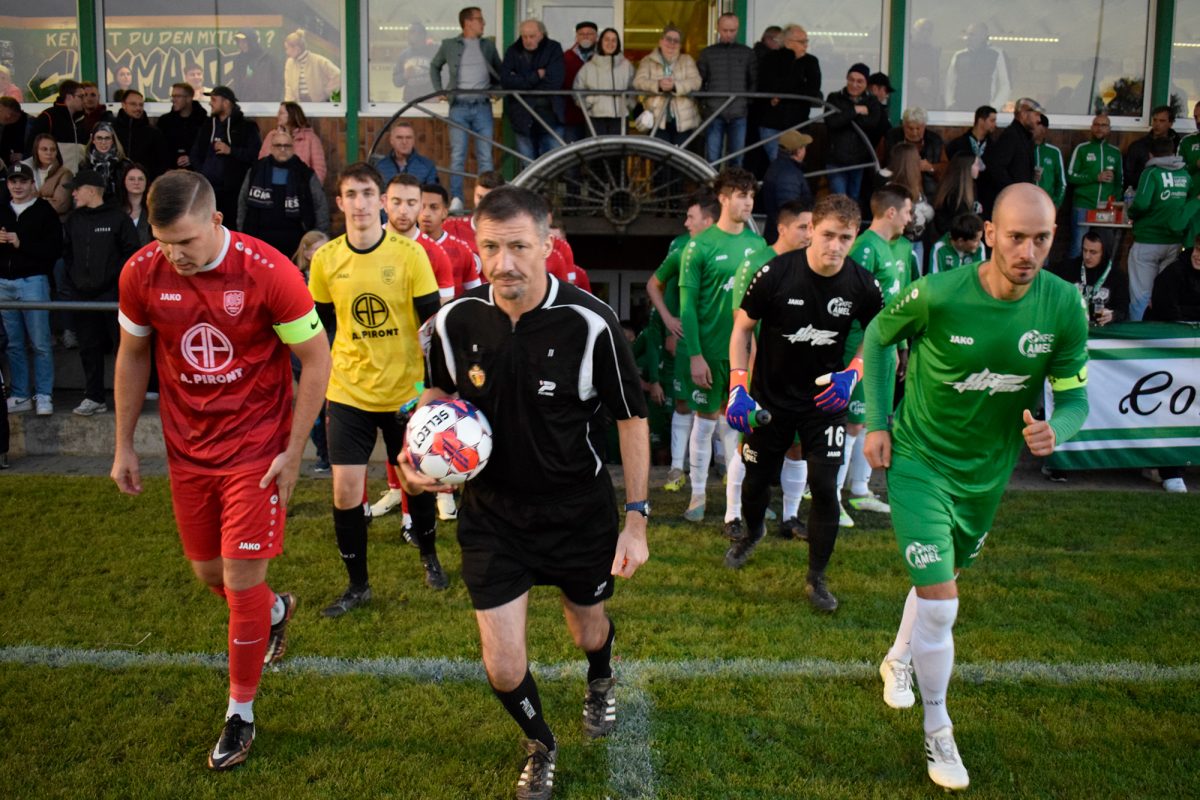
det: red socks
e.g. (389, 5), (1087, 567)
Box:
(226, 582), (273, 702)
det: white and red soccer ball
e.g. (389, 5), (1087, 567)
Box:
(406, 399), (493, 485)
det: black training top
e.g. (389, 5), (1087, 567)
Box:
(739, 249), (884, 413)
(427, 275), (647, 499)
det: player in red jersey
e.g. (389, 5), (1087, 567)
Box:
(111, 171), (331, 770)
(548, 219), (592, 292)
(443, 169), (507, 253)
(419, 182), (483, 295)
(386, 174), (458, 300)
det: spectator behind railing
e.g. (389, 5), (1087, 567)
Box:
(501, 19), (566, 165)
(157, 83), (207, 171)
(573, 28), (635, 136)
(932, 152), (981, 241)
(110, 90), (168, 181)
(372, 120), (437, 187)
(697, 13), (756, 167)
(757, 24), (821, 162)
(825, 64), (883, 200)
(561, 21), (598, 144)
(119, 162), (151, 245)
(259, 101), (328, 183)
(633, 26), (701, 145)
(760, 131), (812, 244)
(85, 122), (130, 202)
(0, 97), (32, 167)
(239, 127), (330, 258)
(1128, 137), (1191, 321)
(20, 133), (73, 219)
(29, 80), (86, 173)
(190, 86), (262, 230)
(283, 28), (342, 103)
(883, 107), (943, 201)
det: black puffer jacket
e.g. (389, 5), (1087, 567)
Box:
(825, 89), (883, 166)
(696, 41), (756, 119)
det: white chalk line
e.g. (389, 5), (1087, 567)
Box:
(5, 646), (1198, 799)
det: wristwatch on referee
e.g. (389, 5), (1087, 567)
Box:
(624, 500), (650, 518)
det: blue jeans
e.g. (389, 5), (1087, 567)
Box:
(0, 275), (54, 399)
(449, 101), (495, 203)
(513, 123), (563, 165)
(706, 116), (747, 166)
(827, 167), (865, 199)
(1069, 207), (1090, 258)
(759, 126), (783, 162)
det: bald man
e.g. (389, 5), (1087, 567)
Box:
(861, 184), (1090, 791)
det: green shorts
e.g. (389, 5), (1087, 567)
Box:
(685, 356), (729, 415)
(847, 380), (866, 425)
(887, 454), (1003, 586)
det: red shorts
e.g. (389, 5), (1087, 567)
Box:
(168, 464), (286, 561)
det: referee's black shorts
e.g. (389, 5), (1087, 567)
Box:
(457, 479), (620, 610)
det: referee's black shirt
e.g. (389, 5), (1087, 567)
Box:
(427, 276), (647, 499)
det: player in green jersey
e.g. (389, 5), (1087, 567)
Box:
(647, 193), (719, 491)
(839, 185), (914, 526)
(731, 198), (814, 539)
(1033, 113), (1066, 208)
(862, 184), (1090, 791)
(679, 169), (767, 532)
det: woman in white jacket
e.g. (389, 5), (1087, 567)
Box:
(573, 28), (634, 135)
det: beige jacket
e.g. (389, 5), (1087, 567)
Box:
(284, 51), (342, 102)
(633, 50), (701, 132)
(21, 158), (73, 218)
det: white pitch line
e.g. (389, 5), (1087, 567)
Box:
(606, 665), (657, 800)
(2, 646), (1198, 685)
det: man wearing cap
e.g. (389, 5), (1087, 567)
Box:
(191, 86), (262, 229)
(866, 72), (894, 145)
(62, 169), (140, 416)
(979, 98), (1040, 218)
(761, 130), (813, 244)
(825, 63), (884, 200)
(228, 29), (282, 102)
(0, 162), (63, 416)
(697, 13), (756, 167)
(561, 21), (598, 144)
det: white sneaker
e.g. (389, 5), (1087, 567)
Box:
(838, 504), (855, 528)
(371, 488), (403, 517)
(849, 492), (891, 513)
(72, 398), (107, 416)
(7, 396), (31, 414)
(436, 491), (458, 520)
(1163, 477), (1188, 493)
(924, 726), (969, 790)
(34, 395), (53, 416)
(880, 658), (915, 709)
(449, 197), (465, 213)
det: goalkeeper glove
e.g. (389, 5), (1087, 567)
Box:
(814, 357), (862, 413)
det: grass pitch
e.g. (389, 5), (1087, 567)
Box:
(1, 475), (1197, 799)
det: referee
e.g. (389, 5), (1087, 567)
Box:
(398, 186), (649, 800)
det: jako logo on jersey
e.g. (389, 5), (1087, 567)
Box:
(827, 298), (852, 316)
(787, 298), (805, 306)
(905, 542), (941, 569)
(538, 380), (556, 396)
(784, 325), (838, 345)
(160, 292), (182, 301)
(944, 369), (1029, 395)
(950, 335), (975, 345)
(238, 542), (261, 551)
(715, 254), (728, 261)
(223, 290), (244, 316)
(1018, 330), (1055, 357)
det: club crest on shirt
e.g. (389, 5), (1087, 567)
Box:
(223, 290), (244, 316)
(468, 364), (486, 388)
(1018, 330), (1055, 358)
(827, 297), (852, 317)
(381, 265), (397, 285)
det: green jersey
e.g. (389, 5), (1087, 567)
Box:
(1035, 143), (1067, 208)
(1066, 138), (1123, 210)
(929, 233), (987, 274)
(680, 225), (766, 362)
(844, 230), (912, 360)
(1180, 133), (1200, 184)
(654, 233), (691, 358)
(865, 266), (1089, 495)
(733, 245), (779, 310)
(1130, 161), (1191, 244)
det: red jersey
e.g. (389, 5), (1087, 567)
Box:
(443, 216), (477, 254)
(407, 228), (457, 299)
(118, 228), (316, 474)
(433, 230), (482, 295)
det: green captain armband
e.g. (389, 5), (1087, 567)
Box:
(1048, 365), (1088, 392)
(274, 307), (324, 344)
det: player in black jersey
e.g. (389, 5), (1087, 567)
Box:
(725, 194), (884, 611)
(396, 186), (649, 800)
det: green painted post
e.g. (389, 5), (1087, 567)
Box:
(344, 0), (361, 161)
(887, 0), (906, 126)
(1151, 0), (1175, 111)
(78, 0), (98, 83)
(734, 0), (749, 45)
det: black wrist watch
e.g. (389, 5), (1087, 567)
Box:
(624, 500), (650, 518)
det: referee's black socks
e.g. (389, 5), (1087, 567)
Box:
(408, 493), (438, 556)
(492, 669), (556, 751)
(332, 505), (369, 587)
(586, 618), (615, 683)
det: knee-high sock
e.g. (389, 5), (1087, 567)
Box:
(911, 597), (959, 733)
(333, 505), (369, 586)
(836, 431), (858, 496)
(886, 586), (919, 664)
(407, 491), (438, 556)
(723, 423), (744, 522)
(848, 432), (871, 496)
(493, 669), (556, 751)
(688, 416), (718, 498)
(780, 457), (808, 519)
(586, 618), (615, 683)
(227, 582), (273, 704)
(670, 411), (694, 471)
(712, 426), (725, 464)
(385, 461), (402, 490)
(806, 461), (841, 574)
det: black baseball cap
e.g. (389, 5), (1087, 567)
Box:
(205, 85), (238, 103)
(868, 72), (894, 91)
(65, 169), (106, 189)
(5, 162), (33, 181)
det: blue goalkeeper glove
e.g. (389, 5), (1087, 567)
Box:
(726, 384), (759, 434)
(814, 357), (863, 413)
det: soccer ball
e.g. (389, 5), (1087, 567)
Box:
(406, 399), (493, 485)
